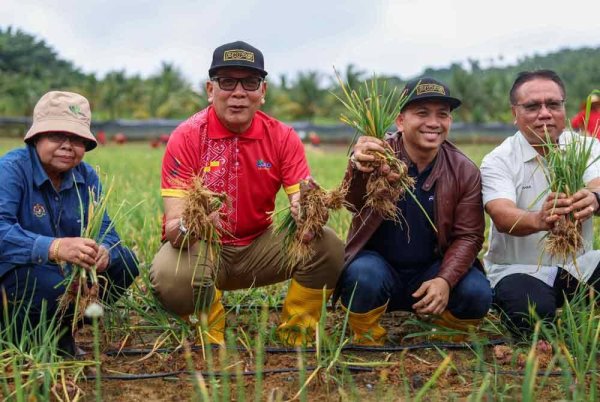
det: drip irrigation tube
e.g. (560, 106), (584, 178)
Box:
(82, 361), (600, 382)
(103, 338), (509, 357)
(84, 365), (374, 381)
(471, 368), (600, 377)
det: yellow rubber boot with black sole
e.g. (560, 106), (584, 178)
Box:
(341, 302), (388, 346)
(183, 289), (226, 346)
(430, 310), (481, 342)
(277, 280), (332, 347)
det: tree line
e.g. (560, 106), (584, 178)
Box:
(1, 26), (599, 124)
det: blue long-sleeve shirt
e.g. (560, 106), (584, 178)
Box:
(0, 145), (122, 278)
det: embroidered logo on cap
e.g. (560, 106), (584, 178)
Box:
(68, 104), (85, 117)
(33, 203), (46, 218)
(416, 84), (446, 96)
(224, 49), (255, 63)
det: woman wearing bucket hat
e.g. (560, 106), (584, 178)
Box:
(0, 91), (139, 357)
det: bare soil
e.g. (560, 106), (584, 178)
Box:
(69, 310), (575, 401)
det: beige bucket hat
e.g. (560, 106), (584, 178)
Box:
(24, 91), (97, 151)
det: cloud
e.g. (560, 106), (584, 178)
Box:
(2, 0), (598, 85)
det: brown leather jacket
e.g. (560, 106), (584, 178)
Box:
(343, 133), (485, 288)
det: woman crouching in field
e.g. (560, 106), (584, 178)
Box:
(0, 91), (139, 357)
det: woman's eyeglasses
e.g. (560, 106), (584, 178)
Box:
(45, 132), (87, 147)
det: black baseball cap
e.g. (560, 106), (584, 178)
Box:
(400, 77), (461, 111)
(208, 40), (268, 78)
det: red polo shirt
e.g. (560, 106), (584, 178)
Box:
(161, 106), (310, 245)
(571, 109), (600, 138)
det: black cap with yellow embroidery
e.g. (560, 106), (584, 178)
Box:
(209, 40), (268, 78)
(400, 77), (461, 111)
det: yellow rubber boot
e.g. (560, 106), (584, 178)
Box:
(184, 289), (226, 345)
(430, 310), (481, 342)
(341, 303), (388, 346)
(277, 280), (332, 347)
(202, 289), (226, 345)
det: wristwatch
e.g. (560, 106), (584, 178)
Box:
(178, 217), (188, 235)
(349, 154), (358, 169)
(593, 192), (600, 215)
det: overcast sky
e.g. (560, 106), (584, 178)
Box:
(3, 0), (599, 89)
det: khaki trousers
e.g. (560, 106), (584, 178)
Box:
(150, 227), (344, 316)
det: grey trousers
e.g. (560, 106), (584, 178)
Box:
(149, 227), (344, 316)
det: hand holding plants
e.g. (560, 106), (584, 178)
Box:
(568, 188), (598, 221)
(275, 178), (347, 266)
(56, 178), (133, 330)
(334, 69), (417, 222)
(352, 136), (402, 184)
(179, 175), (228, 254)
(50, 237), (99, 269)
(538, 128), (600, 262)
(95, 245), (110, 272)
(538, 190), (598, 232)
(289, 194), (316, 244)
(537, 192), (570, 231)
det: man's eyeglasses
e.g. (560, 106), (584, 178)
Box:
(211, 76), (263, 91)
(45, 132), (87, 147)
(514, 99), (565, 114)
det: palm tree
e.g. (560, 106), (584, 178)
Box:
(289, 70), (326, 122)
(98, 70), (128, 120)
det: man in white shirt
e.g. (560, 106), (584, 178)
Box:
(481, 69), (600, 336)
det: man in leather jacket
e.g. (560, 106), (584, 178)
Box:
(336, 77), (492, 345)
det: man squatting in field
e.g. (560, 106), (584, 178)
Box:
(150, 41), (344, 346)
(0, 91), (139, 356)
(336, 78), (493, 345)
(481, 70), (600, 337)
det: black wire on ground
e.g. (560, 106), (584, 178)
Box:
(345, 337), (508, 352)
(471, 368), (600, 377)
(103, 338), (510, 357)
(222, 304), (282, 311)
(83, 365), (374, 381)
(82, 360), (600, 382)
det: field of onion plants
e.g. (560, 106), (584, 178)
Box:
(1, 138), (599, 401)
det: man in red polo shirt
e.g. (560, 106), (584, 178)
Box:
(150, 41), (344, 346)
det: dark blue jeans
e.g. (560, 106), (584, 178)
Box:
(0, 246), (139, 337)
(339, 250), (492, 319)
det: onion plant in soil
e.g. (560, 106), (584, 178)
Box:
(178, 174), (229, 262)
(176, 174), (229, 332)
(58, 176), (129, 333)
(274, 178), (348, 268)
(333, 68), (416, 223)
(5, 140), (600, 400)
(539, 130), (600, 268)
(535, 90), (600, 268)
